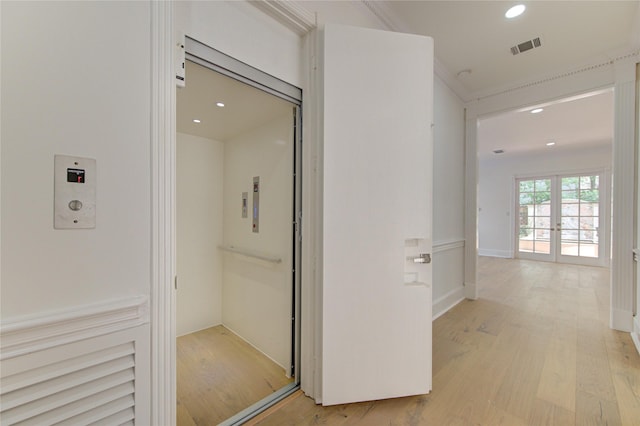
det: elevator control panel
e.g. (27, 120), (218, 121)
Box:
(252, 177), (259, 233)
(54, 155), (96, 229)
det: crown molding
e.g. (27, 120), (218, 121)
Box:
(469, 49), (639, 104)
(250, 0), (316, 35)
(360, 0), (404, 32)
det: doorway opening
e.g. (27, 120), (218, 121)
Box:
(477, 89), (614, 268)
(176, 38), (302, 425)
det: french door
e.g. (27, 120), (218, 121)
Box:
(517, 172), (608, 266)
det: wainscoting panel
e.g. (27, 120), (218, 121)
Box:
(432, 239), (465, 319)
(0, 297), (149, 425)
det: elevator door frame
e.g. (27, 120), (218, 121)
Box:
(183, 36), (302, 425)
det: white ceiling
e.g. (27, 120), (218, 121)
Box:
(379, 1), (636, 158)
(477, 89), (614, 159)
(177, 60), (293, 142)
(382, 0), (639, 97)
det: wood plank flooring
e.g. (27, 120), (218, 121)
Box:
(249, 257), (640, 425)
(177, 325), (293, 425)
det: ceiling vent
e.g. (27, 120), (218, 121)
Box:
(511, 37), (542, 55)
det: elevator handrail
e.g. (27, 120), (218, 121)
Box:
(218, 245), (282, 264)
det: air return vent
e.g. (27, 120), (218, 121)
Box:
(511, 37), (542, 55)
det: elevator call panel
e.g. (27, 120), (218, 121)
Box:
(54, 155), (96, 229)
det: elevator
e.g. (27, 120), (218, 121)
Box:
(175, 38), (301, 425)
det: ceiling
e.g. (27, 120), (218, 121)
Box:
(382, 0), (639, 98)
(477, 89), (614, 159)
(177, 60), (293, 142)
(378, 1), (636, 158)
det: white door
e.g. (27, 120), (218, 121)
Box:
(321, 24), (433, 405)
(517, 173), (607, 266)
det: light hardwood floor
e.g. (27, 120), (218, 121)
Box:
(177, 325), (293, 425)
(248, 257), (640, 425)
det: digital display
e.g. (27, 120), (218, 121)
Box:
(67, 168), (85, 183)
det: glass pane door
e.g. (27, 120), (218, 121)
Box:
(558, 175), (601, 262)
(516, 173), (606, 266)
(518, 178), (554, 260)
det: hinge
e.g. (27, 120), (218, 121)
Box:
(174, 276), (178, 290)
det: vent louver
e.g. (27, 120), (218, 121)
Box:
(511, 37), (542, 55)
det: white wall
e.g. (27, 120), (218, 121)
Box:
(478, 144), (612, 258)
(1, 2), (151, 318)
(1, 3), (153, 421)
(175, 1), (303, 88)
(432, 78), (466, 315)
(222, 111), (294, 370)
(176, 133), (224, 336)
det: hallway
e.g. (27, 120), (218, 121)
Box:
(248, 257), (640, 425)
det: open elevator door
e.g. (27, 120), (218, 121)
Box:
(179, 36), (303, 425)
(320, 24), (434, 405)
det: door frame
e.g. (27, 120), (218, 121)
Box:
(514, 170), (610, 267)
(149, 2), (315, 422)
(181, 36), (304, 425)
(467, 60), (636, 332)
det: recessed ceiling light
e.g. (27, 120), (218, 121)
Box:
(216, 102), (225, 108)
(193, 119), (201, 123)
(505, 4), (526, 18)
(530, 108), (543, 114)
(546, 141), (556, 146)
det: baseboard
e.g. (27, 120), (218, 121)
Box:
(632, 316), (640, 356)
(478, 248), (512, 258)
(610, 308), (633, 332)
(432, 286), (465, 320)
(223, 324), (290, 373)
(177, 322), (223, 338)
(464, 281), (478, 300)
